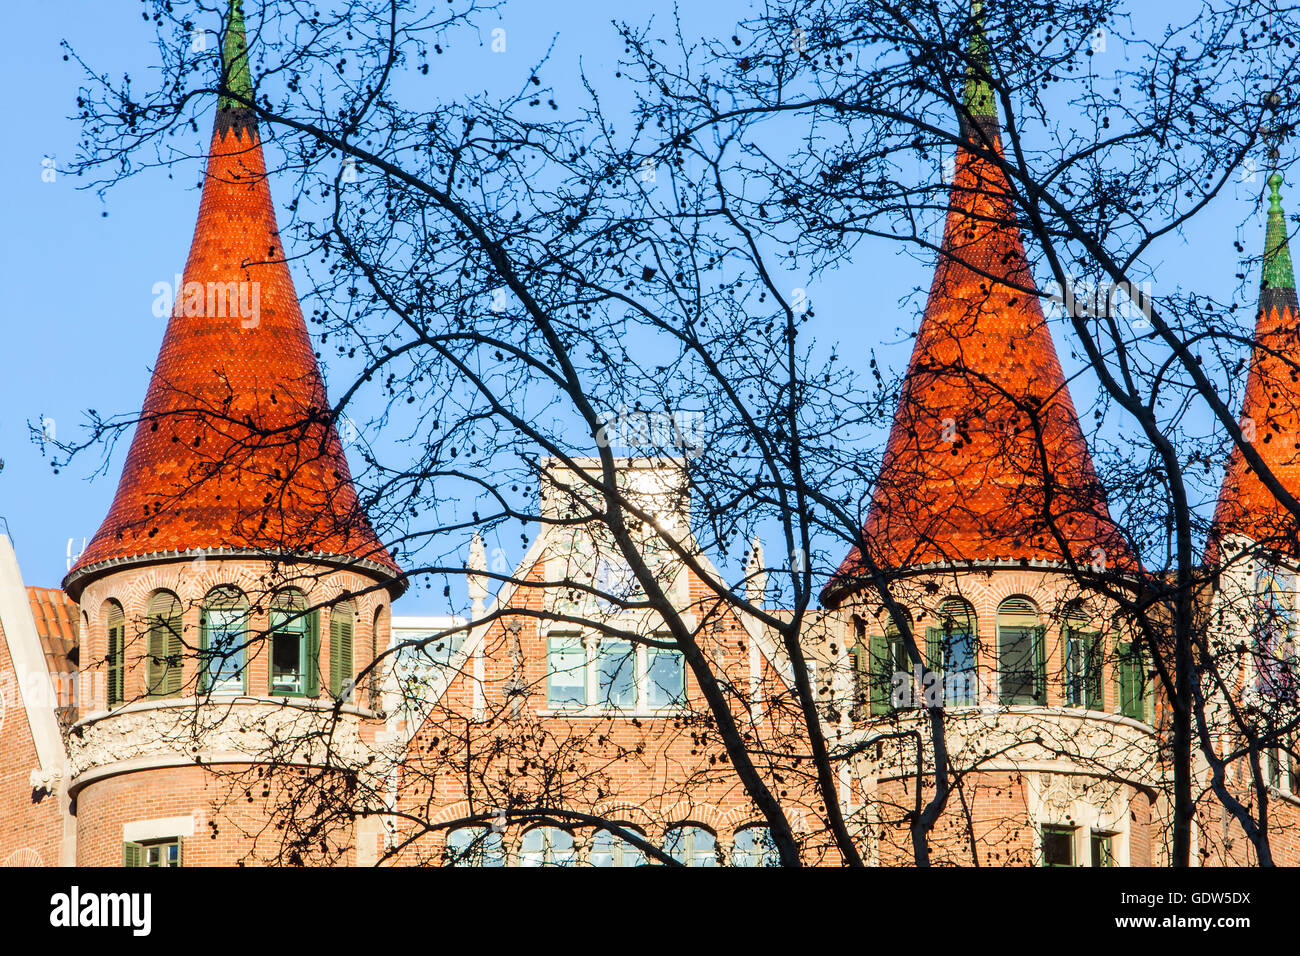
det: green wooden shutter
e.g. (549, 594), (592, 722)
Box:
(305, 609), (321, 698)
(198, 610), (210, 695)
(147, 621), (164, 696)
(1115, 642), (1145, 721)
(164, 615), (184, 696)
(330, 613), (354, 699)
(107, 623), (125, 706)
(123, 842), (143, 867)
(869, 632), (890, 716)
(175, 837), (183, 867)
(1033, 625), (1047, 704)
(1084, 631), (1103, 710)
(926, 627), (944, 673)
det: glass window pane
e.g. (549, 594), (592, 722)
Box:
(206, 606), (246, 692)
(647, 646), (685, 708)
(548, 636), (586, 709)
(733, 827), (778, 866)
(666, 826), (715, 867)
(597, 640), (637, 709)
(1000, 626), (1037, 703)
(270, 611), (304, 695)
(1042, 825), (1075, 866)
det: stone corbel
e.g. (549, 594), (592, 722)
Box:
(29, 767), (62, 795)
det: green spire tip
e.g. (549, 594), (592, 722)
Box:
(962, 0), (997, 121)
(1263, 172), (1295, 293)
(218, 0), (252, 111)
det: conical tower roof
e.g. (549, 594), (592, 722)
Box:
(65, 1), (400, 598)
(825, 12), (1127, 605)
(1211, 172), (1300, 559)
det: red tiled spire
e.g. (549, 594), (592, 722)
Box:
(824, 16), (1127, 604)
(65, 2), (400, 598)
(1211, 173), (1300, 558)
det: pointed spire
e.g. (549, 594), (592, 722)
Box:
(467, 534), (489, 613)
(64, 0), (400, 599)
(962, 0), (997, 122)
(1210, 173), (1300, 557)
(823, 18), (1128, 604)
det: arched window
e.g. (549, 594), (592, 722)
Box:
(1061, 605), (1102, 710)
(997, 597), (1044, 705)
(145, 592), (183, 699)
(200, 586), (248, 695)
(330, 600), (356, 701)
(928, 598), (977, 707)
(664, 825), (716, 867)
(270, 590), (319, 697)
(519, 827), (576, 866)
(445, 827), (505, 867)
(732, 826), (779, 867)
(590, 827), (647, 867)
(102, 601), (126, 707)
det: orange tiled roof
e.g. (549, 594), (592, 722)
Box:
(824, 108), (1129, 604)
(64, 8), (399, 598)
(1211, 174), (1300, 558)
(26, 586), (79, 678)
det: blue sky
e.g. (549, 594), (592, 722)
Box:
(0, 1), (1269, 612)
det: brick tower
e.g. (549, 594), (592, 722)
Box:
(61, 0), (403, 866)
(823, 7), (1159, 866)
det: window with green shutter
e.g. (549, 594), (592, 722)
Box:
(145, 591), (184, 699)
(330, 601), (356, 700)
(270, 590), (319, 697)
(868, 631), (890, 716)
(1115, 641), (1149, 723)
(123, 838), (182, 867)
(998, 598), (1045, 705)
(930, 598), (977, 706)
(1041, 825), (1076, 866)
(106, 602), (126, 707)
(1063, 625), (1103, 710)
(200, 586), (248, 696)
(1090, 830), (1115, 867)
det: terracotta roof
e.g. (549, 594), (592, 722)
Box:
(26, 586), (79, 677)
(825, 43), (1128, 604)
(65, 3), (400, 598)
(1211, 173), (1300, 558)
(26, 586), (79, 732)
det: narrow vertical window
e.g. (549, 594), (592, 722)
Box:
(998, 598), (1044, 705)
(596, 638), (636, 709)
(645, 638), (686, 708)
(547, 634), (586, 709)
(1063, 618), (1103, 710)
(200, 586), (247, 695)
(1090, 830), (1115, 867)
(928, 599), (977, 707)
(270, 590), (318, 697)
